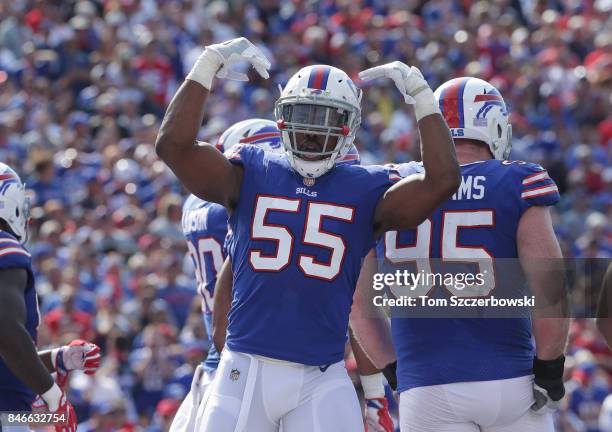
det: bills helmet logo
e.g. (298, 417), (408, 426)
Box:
(0, 172), (20, 195)
(473, 88), (507, 127)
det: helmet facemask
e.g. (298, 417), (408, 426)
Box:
(276, 96), (359, 178)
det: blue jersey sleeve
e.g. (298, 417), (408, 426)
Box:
(511, 162), (560, 210)
(227, 143), (264, 171)
(0, 232), (31, 270)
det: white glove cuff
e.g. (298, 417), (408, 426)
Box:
(360, 373), (385, 399)
(413, 87), (440, 122)
(41, 382), (62, 412)
(186, 48), (224, 90)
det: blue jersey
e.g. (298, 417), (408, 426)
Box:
(182, 195), (228, 372)
(226, 145), (398, 366)
(376, 160), (560, 393)
(0, 230), (39, 410)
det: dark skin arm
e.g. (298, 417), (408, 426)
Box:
(0, 268), (54, 395)
(155, 80), (243, 208)
(38, 351), (55, 372)
(212, 257), (233, 353)
(373, 113), (460, 237)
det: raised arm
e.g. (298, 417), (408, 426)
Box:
(155, 37), (271, 208)
(359, 63), (460, 235)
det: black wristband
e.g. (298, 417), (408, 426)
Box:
(382, 361), (397, 391)
(533, 355), (565, 401)
(533, 355), (565, 380)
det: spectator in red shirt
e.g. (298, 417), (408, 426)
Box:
(44, 285), (94, 343)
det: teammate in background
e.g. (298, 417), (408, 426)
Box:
(352, 77), (569, 431)
(170, 118), (284, 432)
(210, 145), (395, 432)
(0, 163), (101, 431)
(156, 36), (459, 431)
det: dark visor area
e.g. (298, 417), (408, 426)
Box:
(282, 104), (347, 128)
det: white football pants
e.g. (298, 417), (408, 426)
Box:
(399, 375), (554, 432)
(195, 349), (364, 432)
(169, 365), (216, 432)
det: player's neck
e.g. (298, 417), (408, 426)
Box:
(455, 145), (493, 165)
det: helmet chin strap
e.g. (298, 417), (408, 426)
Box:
(292, 155), (333, 178)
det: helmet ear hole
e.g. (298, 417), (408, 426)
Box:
(497, 124), (502, 138)
(15, 207), (19, 217)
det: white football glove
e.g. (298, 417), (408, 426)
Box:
(365, 398), (394, 432)
(187, 37), (271, 90)
(359, 62), (439, 121)
(53, 339), (101, 375)
(33, 383), (78, 432)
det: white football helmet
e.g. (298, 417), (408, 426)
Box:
(434, 77), (512, 160)
(274, 65), (362, 178)
(216, 118), (284, 154)
(0, 163), (29, 242)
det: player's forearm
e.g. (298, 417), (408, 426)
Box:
(37, 349), (55, 373)
(533, 318), (569, 360)
(596, 318), (612, 349)
(349, 329), (381, 375)
(349, 313), (396, 369)
(375, 115), (460, 233)
(155, 80), (209, 165)
(0, 321), (54, 395)
(155, 79), (240, 205)
(418, 114), (461, 198)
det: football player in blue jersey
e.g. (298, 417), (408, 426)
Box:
(351, 77), (569, 432)
(0, 163), (101, 431)
(156, 36), (460, 431)
(210, 144), (396, 432)
(170, 118), (284, 432)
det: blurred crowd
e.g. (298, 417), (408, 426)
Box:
(0, 0), (610, 430)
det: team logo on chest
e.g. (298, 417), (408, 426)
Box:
(303, 177), (315, 187)
(230, 368), (240, 381)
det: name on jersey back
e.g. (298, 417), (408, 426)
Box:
(451, 175), (486, 200)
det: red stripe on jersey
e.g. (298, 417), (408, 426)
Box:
(522, 171), (549, 185)
(0, 247), (30, 257)
(521, 184), (559, 199)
